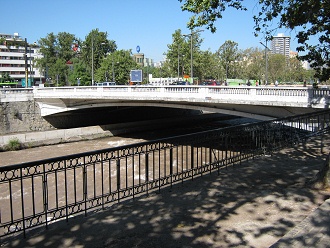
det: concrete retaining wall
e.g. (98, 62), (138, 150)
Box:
(0, 126), (114, 150)
(0, 100), (54, 134)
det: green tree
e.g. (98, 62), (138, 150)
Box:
(253, 0), (330, 81)
(241, 47), (264, 81)
(166, 29), (190, 78)
(95, 50), (138, 84)
(197, 50), (219, 82)
(0, 72), (12, 83)
(165, 29), (204, 80)
(180, 0), (246, 33)
(52, 58), (68, 86)
(68, 58), (90, 86)
(81, 29), (117, 84)
(36, 32), (79, 85)
(179, 0), (330, 81)
(216, 40), (240, 79)
(268, 54), (286, 84)
(286, 56), (306, 83)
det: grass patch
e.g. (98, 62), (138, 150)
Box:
(4, 138), (22, 151)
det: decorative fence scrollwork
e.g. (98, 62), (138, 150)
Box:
(0, 110), (329, 239)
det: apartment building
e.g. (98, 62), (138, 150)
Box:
(0, 33), (43, 87)
(271, 33), (291, 57)
(132, 53), (145, 67)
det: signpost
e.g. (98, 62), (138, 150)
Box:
(130, 70), (143, 84)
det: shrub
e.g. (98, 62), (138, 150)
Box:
(4, 138), (22, 151)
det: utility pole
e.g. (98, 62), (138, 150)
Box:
(260, 40), (270, 85)
(177, 43), (180, 80)
(112, 52), (115, 81)
(183, 29), (203, 84)
(24, 38), (28, 88)
(91, 35), (94, 85)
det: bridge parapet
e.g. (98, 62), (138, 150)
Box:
(32, 85), (323, 105)
(1, 86), (330, 119)
(0, 88), (34, 102)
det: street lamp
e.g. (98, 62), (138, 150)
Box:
(112, 53), (115, 81)
(91, 36), (94, 85)
(260, 40), (270, 85)
(181, 54), (185, 78)
(177, 42), (180, 80)
(183, 29), (203, 84)
(146, 58), (149, 84)
(113, 61), (119, 83)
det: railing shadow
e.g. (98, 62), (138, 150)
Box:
(2, 135), (329, 247)
(1, 110), (330, 246)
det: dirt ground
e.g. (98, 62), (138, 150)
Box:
(1, 135), (330, 247)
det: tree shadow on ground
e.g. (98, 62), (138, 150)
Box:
(2, 136), (330, 248)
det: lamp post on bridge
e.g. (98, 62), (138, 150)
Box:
(91, 36), (94, 85)
(177, 43), (180, 80)
(183, 29), (203, 84)
(260, 40), (270, 85)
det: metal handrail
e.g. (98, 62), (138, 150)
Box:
(0, 109), (329, 238)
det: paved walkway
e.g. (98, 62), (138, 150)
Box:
(271, 199), (330, 247)
(1, 136), (330, 247)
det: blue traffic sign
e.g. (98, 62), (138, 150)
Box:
(130, 70), (142, 82)
(136, 45), (140, 53)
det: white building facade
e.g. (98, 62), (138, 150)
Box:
(0, 33), (43, 87)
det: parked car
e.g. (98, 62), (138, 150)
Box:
(170, 81), (188, 85)
(201, 80), (217, 86)
(96, 82), (116, 86)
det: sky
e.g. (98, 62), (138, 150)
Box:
(1, 0), (304, 62)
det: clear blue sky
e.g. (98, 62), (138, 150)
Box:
(1, 0), (302, 62)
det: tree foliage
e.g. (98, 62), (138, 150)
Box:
(36, 32), (80, 85)
(180, 0), (246, 33)
(95, 50), (138, 84)
(165, 29), (204, 81)
(216, 40), (240, 79)
(254, 0), (330, 81)
(81, 29), (117, 78)
(179, 0), (330, 81)
(36, 29), (117, 86)
(240, 47), (264, 81)
(67, 58), (91, 86)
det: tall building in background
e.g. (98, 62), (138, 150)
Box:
(0, 33), (43, 87)
(132, 53), (145, 67)
(271, 33), (291, 57)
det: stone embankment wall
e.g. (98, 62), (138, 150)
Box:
(0, 100), (54, 135)
(0, 100), (114, 149)
(0, 126), (114, 150)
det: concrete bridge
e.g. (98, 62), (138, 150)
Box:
(33, 85), (330, 120)
(1, 85), (330, 121)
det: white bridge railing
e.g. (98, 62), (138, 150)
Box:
(31, 85), (329, 105)
(1, 85), (329, 108)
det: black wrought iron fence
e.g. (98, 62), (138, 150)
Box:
(0, 110), (329, 239)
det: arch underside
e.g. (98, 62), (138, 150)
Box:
(40, 99), (318, 129)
